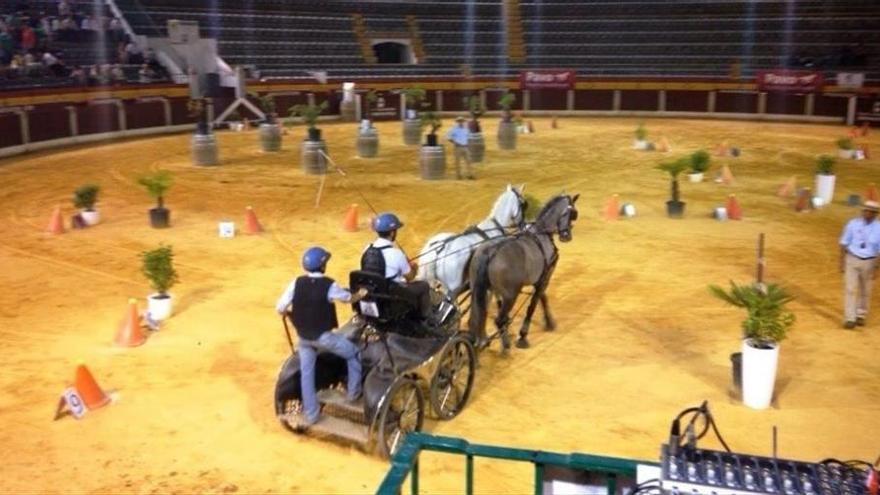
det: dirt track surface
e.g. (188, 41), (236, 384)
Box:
(0, 118), (878, 494)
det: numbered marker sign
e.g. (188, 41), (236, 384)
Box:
(218, 221), (235, 238)
(62, 387), (87, 419)
(359, 301), (380, 318)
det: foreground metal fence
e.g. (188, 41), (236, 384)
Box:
(375, 432), (651, 495)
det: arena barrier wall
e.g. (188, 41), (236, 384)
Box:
(1, 77), (876, 159)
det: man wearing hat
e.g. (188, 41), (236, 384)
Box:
(446, 116), (474, 180)
(839, 200), (880, 328)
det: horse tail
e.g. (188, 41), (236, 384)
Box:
(468, 244), (495, 340)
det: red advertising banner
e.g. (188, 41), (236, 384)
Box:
(755, 70), (824, 93)
(519, 70), (576, 90)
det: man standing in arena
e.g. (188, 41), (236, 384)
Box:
(839, 200), (880, 329)
(446, 116), (474, 180)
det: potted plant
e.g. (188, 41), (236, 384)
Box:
(141, 244), (179, 321)
(687, 150), (711, 183)
(228, 110), (244, 131)
(137, 170), (172, 228)
(709, 281), (795, 409)
(836, 137), (856, 159)
(289, 100), (329, 174)
(633, 123), (650, 150)
(465, 95), (485, 162)
(253, 92), (281, 152)
(656, 157), (689, 217)
(418, 110), (445, 180)
(814, 154), (836, 206)
(188, 98), (218, 166)
(73, 184), (100, 226)
(402, 87), (426, 145)
(356, 90), (379, 158)
(497, 91), (517, 150)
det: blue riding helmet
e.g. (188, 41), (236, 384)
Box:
(372, 212), (404, 233)
(302, 246), (331, 272)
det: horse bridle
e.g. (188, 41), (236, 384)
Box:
(557, 198), (578, 239)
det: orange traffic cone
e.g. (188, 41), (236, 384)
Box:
(114, 298), (146, 347)
(862, 144), (870, 159)
(725, 194), (742, 220)
(243, 206), (262, 235)
(721, 164), (735, 185)
(849, 127), (860, 139)
(74, 364), (111, 410)
(795, 188), (812, 212)
(777, 176), (797, 198)
(861, 122), (870, 137)
(342, 204), (359, 232)
(47, 205), (64, 234)
(551, 117), (558, 129)
(603, 194), (620, 220)
(714, 142), (728, 157)
(867, 183), (879, 202)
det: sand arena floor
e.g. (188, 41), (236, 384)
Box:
(0, 117), (878, 494)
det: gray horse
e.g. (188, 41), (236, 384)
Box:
(467, 193), (579, 350)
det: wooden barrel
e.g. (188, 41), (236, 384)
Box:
(402, 118), (422, 145)
(356, 128), (379, 158)
(191, 133), (219, 166)
(497, 121), (517, 150)
(468, 132), (485, 163)
(301, 140), (328, 174)
(340, 100), (357, 122)
(419, 145), (446, 180)
(259, 123), (282, 152)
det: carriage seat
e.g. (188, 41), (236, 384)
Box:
(349, 270), (413, 325)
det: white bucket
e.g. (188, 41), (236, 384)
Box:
(741, 339), (779, 409)
(688, 172), (704, 183)
(80, 209), (100, 226)
(147, 293), (173, 321)
(814, 174), (836, 206)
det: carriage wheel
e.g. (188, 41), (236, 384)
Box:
(429, 335), (476, 420)
(376, 377), (424, 459)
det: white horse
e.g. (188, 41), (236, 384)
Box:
(416, 184), (526, 297)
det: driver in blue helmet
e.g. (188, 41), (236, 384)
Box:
(276, 246), (367, 426)
(361, 212), (434, 322)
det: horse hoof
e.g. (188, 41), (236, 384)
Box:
(545, 321), (557, 332)
(516, 338), (530, 349)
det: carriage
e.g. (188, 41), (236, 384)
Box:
(273, 270), (477, 458)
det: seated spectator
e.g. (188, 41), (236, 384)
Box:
(125, 40), (143, 64)
(108, 17), (123, 41)
(117, 41), (128, 63)
(58, 0), (71, 17)
(69, 65), (86, 85)
(20, 24), (35, 51)
(43, 50), (67, 76)
(111, 63), (125, 84)
(138, 63), (155, 83)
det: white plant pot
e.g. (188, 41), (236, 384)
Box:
(741, 339), (779, 409)
(80, 209), (100, 226)
(633, 139), (649, 150)
(687, 172), (704, 183)
(837, 149), (856, 159)
(814, 174), (836, 206)
(147, 293), (173, 321)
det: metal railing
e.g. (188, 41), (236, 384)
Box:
(375, 432), (652, 495)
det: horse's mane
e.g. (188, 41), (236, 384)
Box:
(535, 194), (568, 220)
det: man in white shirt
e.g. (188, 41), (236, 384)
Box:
(361, 212), (433, 322)
(446, 116), (473, 180)
(839, 200), (880, 328)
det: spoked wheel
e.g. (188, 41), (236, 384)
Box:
(376, 377), (424, 459)
(429, 335), (476, 419)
